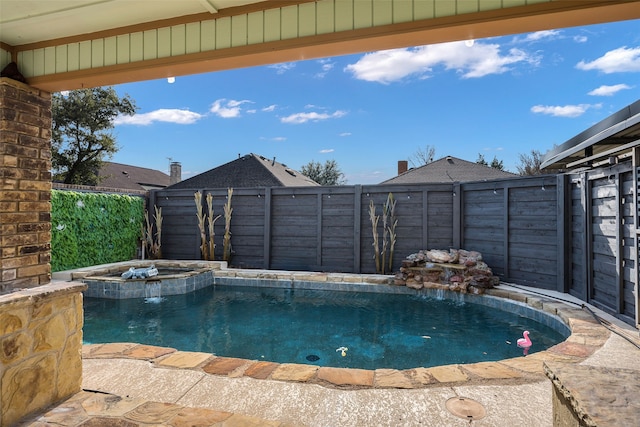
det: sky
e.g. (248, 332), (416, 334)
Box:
(110, 18), (640, 185)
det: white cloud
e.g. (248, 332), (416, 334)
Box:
(523, 30), (561, 42)
(114, 108), (204, 125)
(530, 103), (601, 118)
(339, 132), (352, 137)
(262, 104), (277, 112)
(315, 59), (335, 78)
(576, 46), (640, 73)
(573, 35), (588, 43)
(260, 136), (287, 142)
(588, 84), (632, 96)
(345, 41), (531, 83)
(319, 149), (334, 153)
(269, 62), (296, 74)
(280, 110), (347, 124)
(210, 99), (252, 118)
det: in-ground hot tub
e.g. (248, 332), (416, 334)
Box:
(71, 260), (225, 299)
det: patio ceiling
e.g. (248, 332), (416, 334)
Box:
(1, 0), (640, 92)
(0, 0), (274, 45)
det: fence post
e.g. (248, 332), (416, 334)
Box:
(317, 192), (323, 269)
(353, 185), (362, 273)
(634, 148), (640, 328)
(263, 187), (272, 270)
(556, 174), (569, 293)
(453, 183), (461, 248)
(502, 183), (509, 279)
(422, 189), (429, 249)
(581, 172), (592, 302)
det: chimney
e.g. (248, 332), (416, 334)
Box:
(170, 162), (182, 185)
(398, 160), (408, 175)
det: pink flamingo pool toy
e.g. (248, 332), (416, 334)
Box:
(517, 330), (532, 355)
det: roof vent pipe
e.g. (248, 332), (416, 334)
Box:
(272, 156), (276, 166)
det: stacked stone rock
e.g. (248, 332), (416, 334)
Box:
(394, 249), (499, 294)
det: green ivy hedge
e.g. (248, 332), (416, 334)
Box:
(51, 190), (144, 272)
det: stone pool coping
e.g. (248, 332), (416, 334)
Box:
(81, 281), (611, 390)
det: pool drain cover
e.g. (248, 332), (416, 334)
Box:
(445, 397), (486, 421)
(306, 354), (320, 362)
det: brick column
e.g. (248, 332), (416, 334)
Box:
(0, 77), (52, 293)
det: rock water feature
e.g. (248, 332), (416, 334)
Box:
(394, 249), (499, 294)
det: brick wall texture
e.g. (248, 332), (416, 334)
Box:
(0, 78), (52, 293)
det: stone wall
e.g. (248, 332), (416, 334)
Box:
(0, 281), (86, 426)
(0, 77), (52, 294)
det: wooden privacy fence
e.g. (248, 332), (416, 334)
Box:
(150, 183), (455, 274)
(151, 175), (563, 285)
(150, 170), (636, 325)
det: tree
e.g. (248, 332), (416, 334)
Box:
(52, 87), (137, 185)
(476, 153), (505, 170)
(409, 145), (436, 167)
(490, 156), (505, 171)
(300, 159), (346, 185)
(516, 149), (544, 176)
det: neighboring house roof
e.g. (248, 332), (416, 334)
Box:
(98, 161), (170, 191)
(168, 153), (319, 189)
(380, 156), (518, 184)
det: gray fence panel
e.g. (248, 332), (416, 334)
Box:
(270, 192), (319, 271)
(507, 184), (558, 289)
(459, 177), (561, 289)
(590, 175), (619, 311)
(461, 186), (506, 278)
(321, 191), (356, 272)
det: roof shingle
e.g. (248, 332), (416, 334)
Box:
(380, 156), (518, 184)
(168, 153), (319, 189)
(98, 161), (170, 190)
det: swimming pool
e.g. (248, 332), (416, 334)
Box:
(83, 283), (568, 370)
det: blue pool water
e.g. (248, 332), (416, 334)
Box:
(83, 285), (568, 370)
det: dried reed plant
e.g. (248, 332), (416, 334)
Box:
(141, 205), (162, 258)
(368, 193), (397, 274)
(368, 199), (381, 273)
(194, 191), (208, 260)
(206, 193), (222, 261)
(153, 205), (163, 258)
(381, 200), (389, 273)
(223, 187), (234, 262)
(384, 193), (397, 273)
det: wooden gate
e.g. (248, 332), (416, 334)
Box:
(568, 163), (637, 324)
